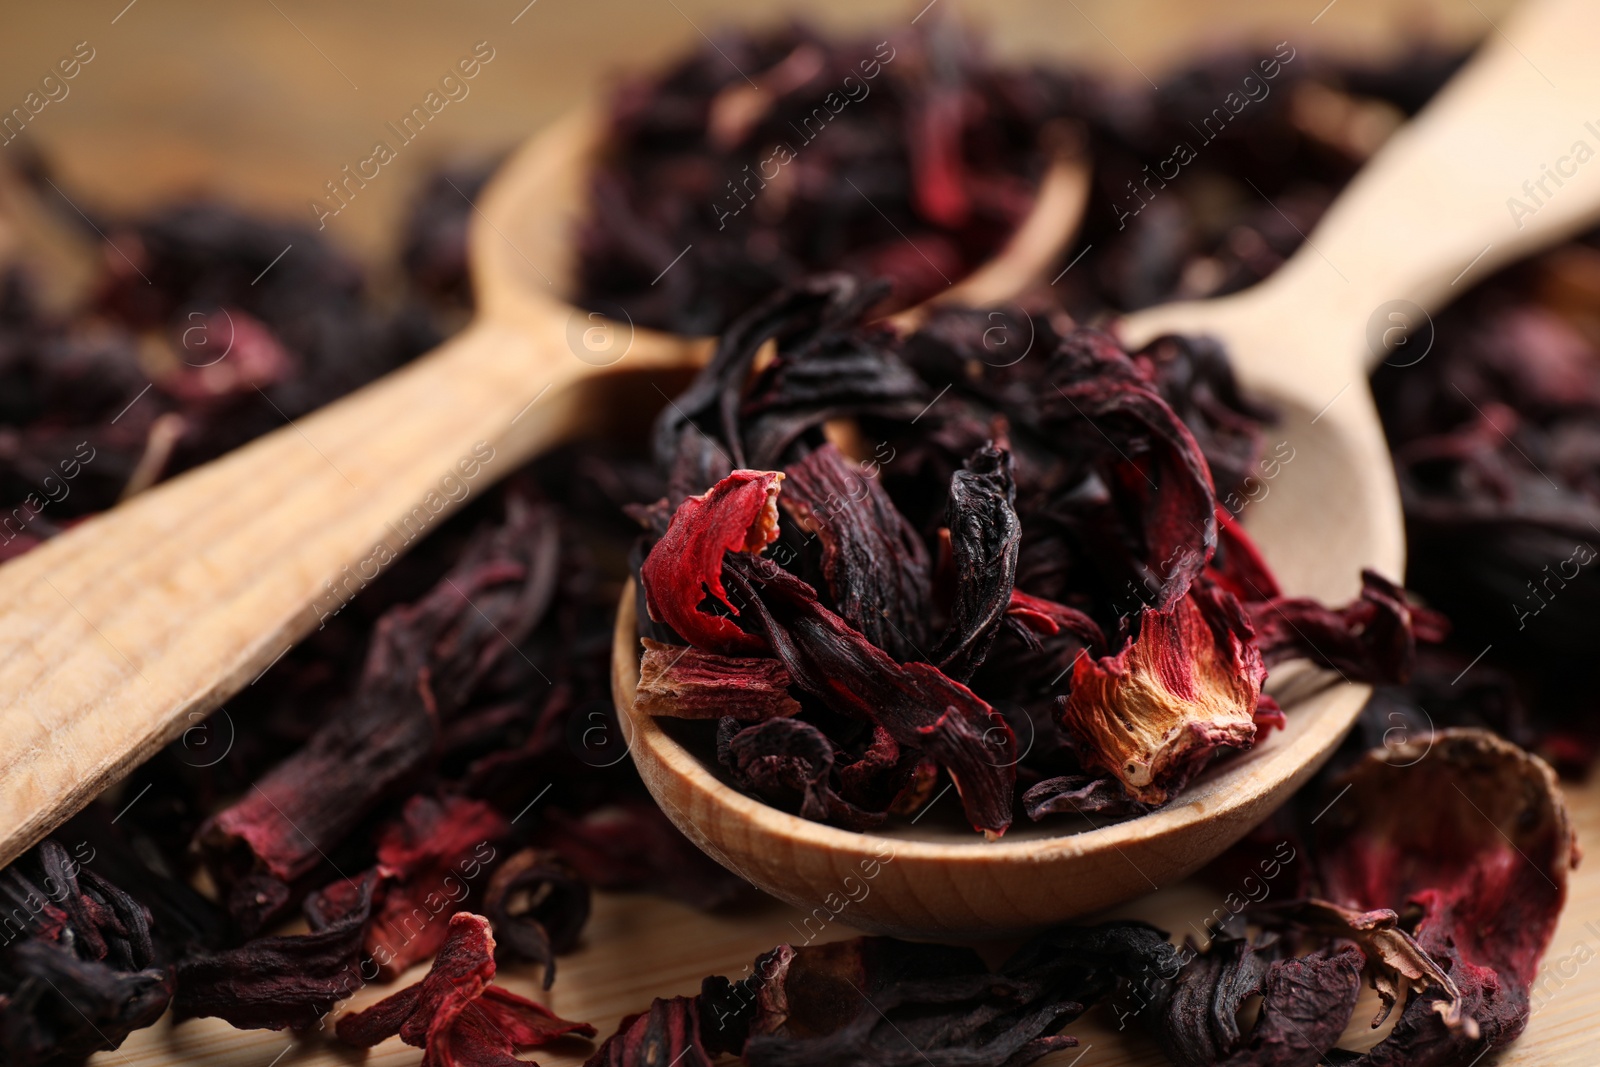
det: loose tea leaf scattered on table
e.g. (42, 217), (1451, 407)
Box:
(588, 920), (1180, 1067)
(1152, 728), (1576, 1066)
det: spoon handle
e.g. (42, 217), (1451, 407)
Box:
(1274, 0), (1600, 363)
(0, 318), (584, 867)
(1123, 0), (1600, 394)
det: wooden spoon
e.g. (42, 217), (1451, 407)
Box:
(613, 0), (1600, 937)
(0, 105), (1087, 868)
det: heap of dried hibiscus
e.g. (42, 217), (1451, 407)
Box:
(630, 274), (1440, 835)
(0, 21), (1587, 1067)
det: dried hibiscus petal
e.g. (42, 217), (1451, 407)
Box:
(1040, 328), (1219, 611)
(173, 869), (382, 1030)
(639, 469), (785, 654)
(1206, 507), (1281, 602)
(0, 841), (173, 1066)
(635, 637), (801, 721)
(1156, 729), (1575, 1066)
(585, 996), (711, 1067)
(779, 442), (932, 660)
(482, 849), (591, 989)
(335, 912), (594, 1065)
(1247, 569), (1449, 684)
(1059, 581), (1263, 805)
(536, 801), (751, 910)
(684, 921), (1178, 1066)
(203, 500), (556, 892)
(1005, 590), (1106, 652)
(1022, 774), (1149, 822)
(1155, 933), (1365, 1067)
(935, 444), (1023, 681)
(722, 552), (1016, 837)
(1, 941), (173, 1067)
(1314, 729), (1575, 1063)
(716, 716), (885, 830)
(364, 794), (509, 979)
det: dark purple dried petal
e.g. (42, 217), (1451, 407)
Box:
(1248, 569), (1447, 684)
(1022, 775), (1148, 821)
(935, 444), (1022, 680)
(173, 869), (381, 1030)
(780, 442), (932, 660)
(722, 552), (1016, 837)
(717, 717), (885, 830)
(482, 848), (591, 989)
(203, 501), (556, 889)
(586, 996), (712, 1067)
(1041, 328), (1219, 610)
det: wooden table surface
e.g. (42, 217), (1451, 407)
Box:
(1, 1), (1583, 1064)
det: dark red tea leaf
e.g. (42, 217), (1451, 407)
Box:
(336, 913), (593, 1065)
(640, 469), (785, 655)
(1059, 581), (1263, 804)
(721, 552), (1016, 836)
(779, 442), (932, 660)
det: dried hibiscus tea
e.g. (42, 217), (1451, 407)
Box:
(575, 23), (1079, 336)
(335, 912), (594, 1065)
(587, 920), (1178, 1067)
(634, 280), (1432, 834)
(1152, 729), (1576, 1066)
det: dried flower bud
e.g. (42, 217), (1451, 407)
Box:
(1059, 582), (1263, 805)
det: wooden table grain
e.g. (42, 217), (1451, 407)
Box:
(0, 1), (1583, 1064)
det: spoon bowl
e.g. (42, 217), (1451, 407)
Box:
(612, 0), (1600, 935)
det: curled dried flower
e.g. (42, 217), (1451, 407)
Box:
(639, 469), (785, 655)
(1156, 729), (1575, 1066)
(335, 913), (594, 1064)
(1059, 582), (1264, 805)
(482, 848), (591, 989)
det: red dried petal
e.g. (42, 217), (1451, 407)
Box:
(475, 984), (596, 1045)
(635, 637), (801, 721)
(1059, 582), (1262, 805)
(586, 996), (712, 1067)
(1249, 569), (1447, 684)
(1315, 729), (1576, 1059)
(337, 913), (592, 1067)
(365, 795), (509, 979)
(640, 470), (785, 654)
(1007, 590), (1106, 651)
(1207, 507), (1281, 602)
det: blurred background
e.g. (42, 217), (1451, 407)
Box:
(0, 0), (1512, 266)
